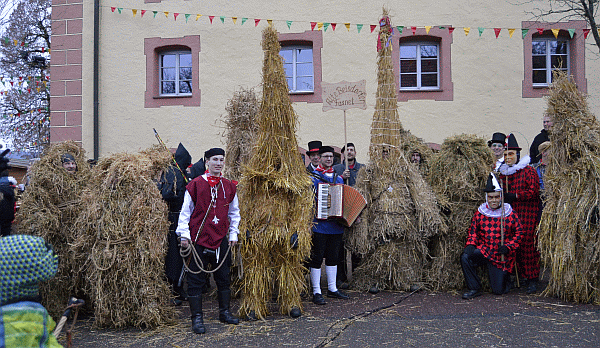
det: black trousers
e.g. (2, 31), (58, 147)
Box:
(0, 221), (11, 237)
(165, 214), (184, 285)
(187, 237), (231, 297)
(308, 232), (343, 268)
(461, 249), (508, 295)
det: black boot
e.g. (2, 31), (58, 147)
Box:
(188, 296), (205, 334)
(217, 289), (239, 325)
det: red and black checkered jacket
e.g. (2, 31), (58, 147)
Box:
(465, 207), (523, 272)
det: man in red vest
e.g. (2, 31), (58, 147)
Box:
(177, 148), (240, 334)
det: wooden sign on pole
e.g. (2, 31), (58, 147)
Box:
(321, 80), (367, 112)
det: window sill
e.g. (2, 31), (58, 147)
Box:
(532, 85), (550, 89)
(289, 91), (314, 95)
(153, 95), (193, 99)
(399, 89), (442, 92)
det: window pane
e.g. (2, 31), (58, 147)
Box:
(532, 56), (546, 69)
(551, 55), (567, 69)
(550, 41), (568, 55)
(161, 68), (176, 81)
(421, 45), (438, 58)
(161, 81), (176, 94)
(421, 73), (438, 87)
(296, 76), (314, 91)
(532, 41), (547, 55)
(179, 67), (192, 80)
(400, 74), (417, 87)
(286, 78), (293, 90)
(296, 48), (313, 63)
(179, 81), (192, 94)
(296, 62), (313, 76)
(400, 45), (417, 59)
(179, 53), (192, 67)
(532, 70), (547, 84)
(400, 59), (417, 73)
(161, 54), (176, 68)
(283, 63), (293, 78)
(421, 59), (438, 73)
(280, 49), (292, 62)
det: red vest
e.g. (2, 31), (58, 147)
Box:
(186, 176), (237, 249)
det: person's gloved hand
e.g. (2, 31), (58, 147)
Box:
(498, 244), (509, 255)
(504, 192), (517, 204)
(464, 245), (476, 256)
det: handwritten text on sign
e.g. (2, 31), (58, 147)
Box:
(322, 80), (367, 111)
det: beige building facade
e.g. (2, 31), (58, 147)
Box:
(50, 0), (600, 162)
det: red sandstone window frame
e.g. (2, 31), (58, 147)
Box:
(391, 27), (454, 102)
(279, 30), (323, 103)
(522, 20), (587, 98)
(144, 36), (201, 108)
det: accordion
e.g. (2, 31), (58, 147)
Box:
(316, 183), (367, 227)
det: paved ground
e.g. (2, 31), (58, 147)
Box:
(62, 283), (600, 348)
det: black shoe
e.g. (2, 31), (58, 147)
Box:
(312, 293), (326, 305)
(217, 290), (239, 325)
(191, 314), (206, 334)
(290, 307), (302, 318)
(368, 286), (380, 294)
(462, 289), (482, 300)
(327, 290), (349, 300)
(219, 310), (240, 325)
(188, 296), (205, 334)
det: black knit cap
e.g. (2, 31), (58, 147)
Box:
(318, 146), (335, 155)
(61, 153), (76, 163)
(204, 147), (225, 159)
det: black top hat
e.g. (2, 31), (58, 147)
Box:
(505, 133), (521, 151)
(487, 132), (506, 147)
(318, 145), (334, 155)
(306, 141), (322, 154)
(483, 173), (502, 192)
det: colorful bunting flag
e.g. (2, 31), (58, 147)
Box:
(117, 8), (122, 14)
(233, 17), (238, 24)
(152, 11), (157, 18)
(494, 28), (501, 38)
(397, 26), (404, 34)
(196, 14), (202, 21)
(209, 16), (215, 24)
(357, 24), (363, 33)
(568, 28), (575, 38)
(318, 22), (323, 31)
(185, 14), (191, 23)
(132, 9), (137, 17)
(311, 22), (317, 31)
(174, 13), (179, 21)
(521, 28), (529, 39)
(141, 10), (146, 17)
(370, 25), (376, 33)
(425, 26), (432, 34)
(163, 11), (169, 18)
(551, 29), (560, 38)
(111, 7), (115, 12)
(345, 23), (350, 31)
(241, 17), (247, 25)
(254, 19), (260, 26)
(323, 23), (330, 32)
(220, 16), (225, 24)
(508, 28), (515, 38)
(536, 28), (544, 35)
(478, 27), (484, 36)
(267, 19), (273, 26)
(287, 20), (293, 29)
(411, 26), (416, 35)
(464, 27), (470, 36)
(331, 23), (337, 31)
(448, 27), (455, 34)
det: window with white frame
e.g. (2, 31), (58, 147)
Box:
(280, 45), (314, 93)
(160, 51), (192, 96)
(531, 38), (569, 86)
(399, 42), (439, 90)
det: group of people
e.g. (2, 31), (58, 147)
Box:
(461, 115), (552, 299)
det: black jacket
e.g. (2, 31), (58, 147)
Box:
(529, 129), (549, 165)
(157, 144), (191, 214)
(0, 177), (15, 222)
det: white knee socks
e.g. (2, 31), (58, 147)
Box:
(326, 265), (338, 293)
(310, 268), (322, 294)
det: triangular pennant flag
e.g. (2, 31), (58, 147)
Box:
(185, 14), (191, 23)
(583, 28), (590, 38)
(397, 26), (404, 34)
(449, 27), (455, 34)
(318, 22), (323, 31)
(311, 22), (317, 30)
(163, 11), (169, 18)
(345, 23), (350, 31)
(267, 19), (273, 26)
(174, 13), (179, 21)
(132, 9), (137, 17)
(287, 20), (292, 29)
(111, 7), (116, 12)
(323, 23), (330, 32)
(478, 27), (484, 36)
(425, 26), (432, 34)
(141, 10), (146, 17)
(241, 17), (247, 25)
(537, 28), (544, 35)
(220, 16), (225, 24)
(521, 28), (529, 39)
(13, 40), (17, 46)
(508, 28), (515, 38)
(568, 28), (575, 38)
(464, 27), (470, 36)
(411, 26), (417, 35)
(494, 28), (501, 38)
(233, 17), (238, 24)
(254, 19), (260, 26)
(209, 16), (215, 24)
(357, 24), (363, 33)
(439, 26), (445, 29)
(551, 29), (560, 38)
(196, 14), (202, 21)
(117, 8), (122, 14)
(153, 11), (158, 18)
(370, 24), (376, 33)
(331, 23), (337, 31)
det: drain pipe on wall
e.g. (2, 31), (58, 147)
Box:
(93, 0), (100, 160)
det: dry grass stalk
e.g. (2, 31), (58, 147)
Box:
(71, 146), (177, 328)
(424, 134), (495, 291)
(16, 141), (91, 317)
(237, 26), (314, 319)
(538, 71), (600, 304)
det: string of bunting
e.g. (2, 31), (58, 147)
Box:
(105, 5), (597, 39)
(0, 75), (49, 92)
(0, 37), (50, 52)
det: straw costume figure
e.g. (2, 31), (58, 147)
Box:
(425, 134), (496, 291)
(237, 26), (314, 320)
(402, 132), (433, 176)
(538, 72), (600, 304)
(17, 141), (91, 317)
(347, 9), (444, 291)
(71, 146), (177, 328)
